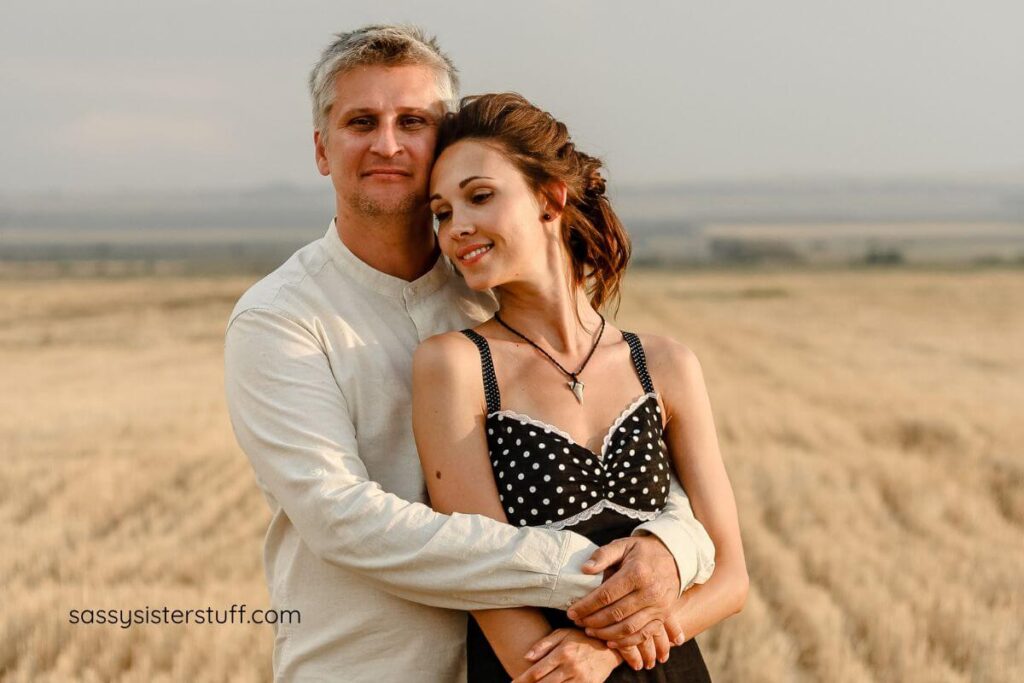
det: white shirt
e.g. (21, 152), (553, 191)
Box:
(224, 222), (715, 682)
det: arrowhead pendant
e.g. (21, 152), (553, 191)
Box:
(568, 379), (585, 405)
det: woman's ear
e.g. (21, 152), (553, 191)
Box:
(539, 180), (569, 220)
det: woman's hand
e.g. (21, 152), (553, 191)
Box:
(512, 628), (621, 683)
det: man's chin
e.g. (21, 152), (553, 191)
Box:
(349, 190), (424, 218)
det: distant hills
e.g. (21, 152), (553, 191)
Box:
(3, 178), (1023, 230)
(2, 178), (1022, 268)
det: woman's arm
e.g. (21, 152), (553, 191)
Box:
(651, 335), (749, 639)
(412, 332), (622, 678)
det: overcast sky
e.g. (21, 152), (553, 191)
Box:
(2, 0), (1022, 194)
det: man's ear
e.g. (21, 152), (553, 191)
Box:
(540, 180), (569, 218)
(314, 130), (330, 176)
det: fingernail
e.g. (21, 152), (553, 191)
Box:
(674, 634), (686, 645)
(585, 628), (594, 637)
(607, 641), (617, 649)
(525, 650), (535, 660)
(566, 609), (577, 620)
(583, 560), (596, 568)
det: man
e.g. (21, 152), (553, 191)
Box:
(224, 25), (714, 682)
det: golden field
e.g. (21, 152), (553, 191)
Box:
(1, 268), (1022, 682)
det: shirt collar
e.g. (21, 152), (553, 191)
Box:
(322, 219), (454, 301)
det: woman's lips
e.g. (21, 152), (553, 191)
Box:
(457, 243), (493, 265)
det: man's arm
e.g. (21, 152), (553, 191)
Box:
(224, 307), (599, 612)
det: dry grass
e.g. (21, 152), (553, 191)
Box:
(1, 269), (1021, 682)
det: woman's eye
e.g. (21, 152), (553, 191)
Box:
(471, 191), (492, 204)
(434, 211), (451, 223)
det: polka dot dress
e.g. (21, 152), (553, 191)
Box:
(460, 329), (671, 532)
(460, 328), (714, 683)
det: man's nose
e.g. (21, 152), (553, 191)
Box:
(369, 122), (402, 158)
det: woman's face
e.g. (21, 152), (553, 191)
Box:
(429, 140), (557, 292)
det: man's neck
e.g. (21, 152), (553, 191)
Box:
(335, 207), (440, 282)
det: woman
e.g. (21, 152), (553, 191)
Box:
(412, 93), (747, 682)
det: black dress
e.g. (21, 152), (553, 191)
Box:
(459, 328), (712, 683)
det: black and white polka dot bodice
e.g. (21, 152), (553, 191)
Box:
(460, 329), (672, 535)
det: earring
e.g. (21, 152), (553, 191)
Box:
(542, 212), (552, 221)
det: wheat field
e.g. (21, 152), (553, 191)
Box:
(1, 268), (1021, 682)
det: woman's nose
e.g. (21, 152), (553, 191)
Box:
(453, 221), (475, 238)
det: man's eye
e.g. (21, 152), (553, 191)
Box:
(471, 191), (492, 204)
(349, 117), (374, 128)
(401, 117), (426, 128)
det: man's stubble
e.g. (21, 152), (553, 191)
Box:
(349, 186), (423, 218)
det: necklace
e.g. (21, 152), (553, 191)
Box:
(494, 311), (606, 405)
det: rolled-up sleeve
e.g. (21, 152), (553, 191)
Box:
(224, 307), (599, 611)
(633, 472), (716, 594)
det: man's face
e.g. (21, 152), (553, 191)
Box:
(315, 65), (446, 218)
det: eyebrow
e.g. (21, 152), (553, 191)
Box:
(429, 176), (494, 202)
(460, 175), (492, 188)
(336, 106), (438, 120)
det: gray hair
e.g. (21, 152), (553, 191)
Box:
(308, 25), (459, 138)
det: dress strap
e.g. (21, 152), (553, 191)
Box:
(459, 329), (502, 414)
(621, 331), (655, 394)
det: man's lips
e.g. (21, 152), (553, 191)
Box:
(362, 168), (412, 178)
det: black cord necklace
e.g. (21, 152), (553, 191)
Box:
(494, 311), (606, 405)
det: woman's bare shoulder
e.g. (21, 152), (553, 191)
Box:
(632, 332), (710, 424)
(413, 330), (486, 388)
(417, 329), (478, 359)
(634, 331), (702, 378)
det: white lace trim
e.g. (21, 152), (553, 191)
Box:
(489, 410), (575, 445)
(540, 499), (658, 531)
(599, 392), (659, 459)
(488, 392), (659, 461)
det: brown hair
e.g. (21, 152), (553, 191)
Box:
(435, 93), (630, 311)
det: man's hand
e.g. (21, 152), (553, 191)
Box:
(587, 600), (688, 651)
(567, 536), (682, 645)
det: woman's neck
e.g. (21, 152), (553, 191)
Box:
(495, 276), (604, 356)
